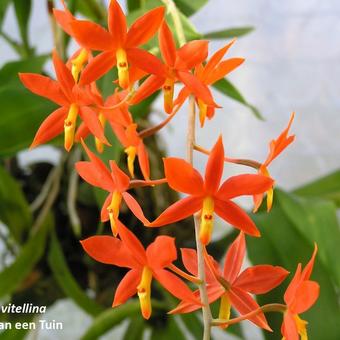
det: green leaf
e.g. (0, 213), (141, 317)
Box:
(48, 228), (104, 317)
(178, 312), (203, 339)
(150, 317), (186, 340)
(203, 27), (254, 40)
(0, 0), (12, 28)
(0, 326), (29, 340)
(0, 84), (57, 157)
(13, 0), (32, 53)
(178, 11), (201, 41)
(122, 316), (145, 340)
(76, 0), (106, 22)
(247, 191), (340, 340)
(213, 78), (263, 119)
(80, 302), (141, 340)
(0, 214), (51, 299)
(293, 169), (340, 206)
(276, 190), (340, 287)
(174, 0), (207, 16)
(0, 165), (32, 243)
(0, 55), (49, 87)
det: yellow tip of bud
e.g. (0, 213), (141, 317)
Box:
(64, 104), (79, 152)
(198, 99), (208, 127)
(107, 191), (122, 236)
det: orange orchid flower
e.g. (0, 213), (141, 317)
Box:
(81, 221), (200, 319)
(75, 141), (147, 235)
(170, 232), (288, 331)
(147, 137), (274, 244)
(130, 21), (216, 113)
(19, 50), (109, 151)
(110, 122), (150, 180)
(281, 244), (319, 340)
(253, 112), (295, 212)
(70, 0), (165, 88)
(176, 40), (244, 126)
(53, 0), (90, 81)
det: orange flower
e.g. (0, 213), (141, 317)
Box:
(19, 50), (108, 151)
(170, 232), (288, 331)
(253, 112), (295, 212)
(147, 137), (274, 244)
(176, 40), (244, 126)
(81, 221), (199, 319)
(70, 0), (165, 88)
(75, 141), (147, 235)
(281, 244), (319, 340)
(130, 21), (216, 113)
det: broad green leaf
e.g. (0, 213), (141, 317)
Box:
(80, 302), (141, 340)
(293, 169), (340, 206)
(0, 165), (32, 243)
(13, 0), (31, 53)
(150, 317), (186, 340)
(0, 326), (29, 340)
(127, 0), (144, 12)
(178, 312), (204, 339)
(0, 214), (51, 299)
(0, 84), (57, 157)
(276, 190), (340, 287)
(247, 193), (340, 340)
(48, 228), (104, 316)
(174, 0), (207, 16)
(122, 316), (145, 340)
(203, 27), (254, 40)
(213, 78), (263, 119)
(0, 0), (12, 28)
(76, 0), (106, 22)
(178, 11), (201, 41)
(0, 55), (49, 87)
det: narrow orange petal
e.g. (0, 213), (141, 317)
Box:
(159, 20), (177, 67)
(108, 0), (127, 48)
(146, 236), (177, 269)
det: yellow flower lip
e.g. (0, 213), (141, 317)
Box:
(107, 191), (122, 236)
(163, 78), (174, 114)
(116, 48), (129, 89)
(199, 196), (215, 245)
(124, 146), (137, 178)
(218, 293), (231, 329)
(137, 266), (153, 319)
(64, 103), (79, 151)
(71, 48), (89, 82)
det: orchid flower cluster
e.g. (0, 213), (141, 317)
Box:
(19, 1), (319, 339)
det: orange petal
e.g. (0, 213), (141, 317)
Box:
(202, 40), (236, 79)
(176, 40), (209, 70)
(112, 268), (141, 307)
(127, 48), (165, 77)
(137, 142), (150, 180)
(301, 243), (318, 281)
(164, 158), (204, 195)
(229, 287), (272, 331)
(19, 73), (68, 106)
(217, 174), (274, 199)
(75, 161), (114, 192)
(71, 20), (114, 51)
(215, 199), (260, 237)
(117, 221), (147, 266)
(176, 70), (216, 107)
(130, 74), (165, 105)
(122, 192), (149, 225)
(290, 280), (320, 314)
(53, 8), (74, 36)
(108, 0), (127, 48)
(281, 312), (299, 340)
(30, 107), (67, 148)
(146, 236), (177, 269)
(147, 196), (202, 227)
(153, 268), (200, 304)
(100, 192), (112, 222)
(223, 232), (245, 283)
(204, 136), (224, 195)
(79, 51), (116, 85)
(80, 235), (139, 268)
(159, 20), (177, 67)
(284, 263), (302, 306)
(126, 6), (165, 48)
(79, 106), (110, 145)
(109, 160), (130, 192)
(206, 58), (244, 85)
(234, 265), (289, 294)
